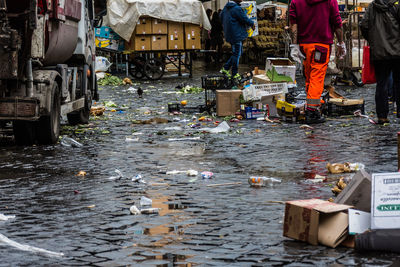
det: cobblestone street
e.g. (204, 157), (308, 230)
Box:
(0, 62), (399, 266)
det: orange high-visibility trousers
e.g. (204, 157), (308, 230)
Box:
(300, 43), (331, 108)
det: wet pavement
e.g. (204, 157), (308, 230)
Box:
(1, 61), (400, 266)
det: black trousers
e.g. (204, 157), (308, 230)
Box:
(373, 59), (400, 119)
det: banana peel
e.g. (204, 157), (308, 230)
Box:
(90, 106), (106, 116)
(331, 177), (348, 196)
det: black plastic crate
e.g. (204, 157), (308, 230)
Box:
(205, 88), (216, 109)
(180, 105), (208, 114)
(327, 102), (365, 116)
(201, 75), (230, 90)
(168, 103), (180, 113)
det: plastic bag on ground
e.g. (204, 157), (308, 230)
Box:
(200, 121), (230, 133)
(108, 169), (123, 180)
(140, 196), (152, 206)
(95, 56), (112, 72)
(0, 214), (15, 221)
(60, 136), (83, 148)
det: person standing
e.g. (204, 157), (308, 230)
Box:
(210, 11), (224, 63)
(220, 0), (255, 80)
(289, 0), (346, 124)
(203, 9), (213, 62)
(360, 0), (400, 124)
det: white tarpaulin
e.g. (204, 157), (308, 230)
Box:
(107, 0), (212, 41)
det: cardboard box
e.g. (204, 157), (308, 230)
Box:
(335, 169), (371, 212)
(184, 23), (201, 50)
(151, 35), (167, 51)
(136, 17), (152, 35)
(126, 35), (151, 51)
(253, 74), (271, 84)
(95, 37), (124, 51)
(152, 18), (168, 34)
(371, 172), (400, 229)
(168, 22), (184, 50)
(244, 107), (265, 119)
(266, 58), (296, 82)
(283, 199), (352, 248)
(216, 90), (242, 116)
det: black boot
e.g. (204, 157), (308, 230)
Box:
(305, 108), (325, 124)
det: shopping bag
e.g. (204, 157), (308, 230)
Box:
(361, 46), (376, 84)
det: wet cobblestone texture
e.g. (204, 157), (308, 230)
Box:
(1, 61), (400, 265)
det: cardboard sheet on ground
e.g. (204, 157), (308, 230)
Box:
(107, 0), (212, 41)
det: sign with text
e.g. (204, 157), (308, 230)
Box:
(372, 173), (400, 229)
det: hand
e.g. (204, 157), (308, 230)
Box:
(337, 42), (347, 60)
(290, 44), (306, 64)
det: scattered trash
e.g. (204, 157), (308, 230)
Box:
(123, 77), (133, 85)
(130, 205), (141, 215)
(125, 137), (139, 142)
(332, 177), (348, 196)
(132, 117), (169, 124)
(177, 85), (203, 94)
(76, 171), (87, 176)
(131, 174), (146, 183)
(103, 100), (118, 108)
(140, 208), (160, 214)
(300, 124), (314, 130)
(188, 177), (198, 183)
(248, 176), (282, 187)
(315, 174), (326, 180)
(327, 162), (365, 174)
(187, 170), (198, 176)
(127, 87), (137, 93)
(200, 121), (230, 133)
(0, 233), (64, 258)
(73, 190), (80, 194)
(60, 136), (83, 148)
(164, 126), (183, 131)
(108, 169), (123, 180)
(90, 106), (106, 116)
(140, 196), (152, 206)
(354, 110), (376, 124)
(201, 171), (214, 179)
(0, 214), (15, 221)
(87, 205), (96, 209)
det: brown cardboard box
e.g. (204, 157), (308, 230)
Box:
(152, 18), (168, 34)
(168, 22), (184, 50)
(151, 35), (167, 51)
(129, 35), (151, 51)
(335, 170), (371, 212)
(283, 199), (352, 248)
(184, 23), (201, 50)
(135, 17), (152, 35)
(216, 90), (242, 116)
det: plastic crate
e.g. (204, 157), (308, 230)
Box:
(180, 105), (208, 114)
(327, 102), (365, 116)
(205, 88), (216, 109)
(201, 75), (230, 90)
(168, 103), (180, 113)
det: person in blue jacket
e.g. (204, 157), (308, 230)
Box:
(220, 0), (255, 79)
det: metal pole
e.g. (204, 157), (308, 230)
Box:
(26, 58), (34, 97)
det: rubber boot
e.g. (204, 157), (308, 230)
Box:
(305, 107), (325, 124)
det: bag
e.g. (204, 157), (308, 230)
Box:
(361, 46), (376, 84)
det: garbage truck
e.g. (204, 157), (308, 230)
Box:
(0, 0), (99, 145)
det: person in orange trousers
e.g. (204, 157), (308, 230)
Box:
(289, 0), (346, 124)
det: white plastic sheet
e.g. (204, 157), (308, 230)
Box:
(107, 0), (212, 41)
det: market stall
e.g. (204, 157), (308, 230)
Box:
(95, 0), (211, 79)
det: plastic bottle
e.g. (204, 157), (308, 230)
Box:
(248, 176), (282, 187)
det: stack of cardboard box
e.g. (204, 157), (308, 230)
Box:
(126, 17), (201, 52)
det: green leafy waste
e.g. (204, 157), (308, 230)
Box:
(179, 85), (204, 94)
(98, 74), (123, 86)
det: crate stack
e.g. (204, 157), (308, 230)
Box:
(125, 17), (201, 52)
(201, 75), (231, 113)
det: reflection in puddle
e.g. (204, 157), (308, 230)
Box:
(151, 195), (187, 216)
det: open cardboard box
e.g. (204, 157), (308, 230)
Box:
(283, 199), (353, 248)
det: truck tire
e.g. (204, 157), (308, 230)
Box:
(13, 121), (36, 146)
(37, 83), (61, 145)
(67, 66), (92, 125)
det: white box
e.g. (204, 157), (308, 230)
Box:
(371, 173), (400, 229)
(265, 58), (296, 82)
(348, 209), (371, 235)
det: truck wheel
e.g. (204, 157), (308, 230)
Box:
(37, 83), (61, 145)
(13, 121), (36, 146)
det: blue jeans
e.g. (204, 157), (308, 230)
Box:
(224, 42), (242, 76)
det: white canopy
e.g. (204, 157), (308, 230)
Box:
(107, 0), (212, 41)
